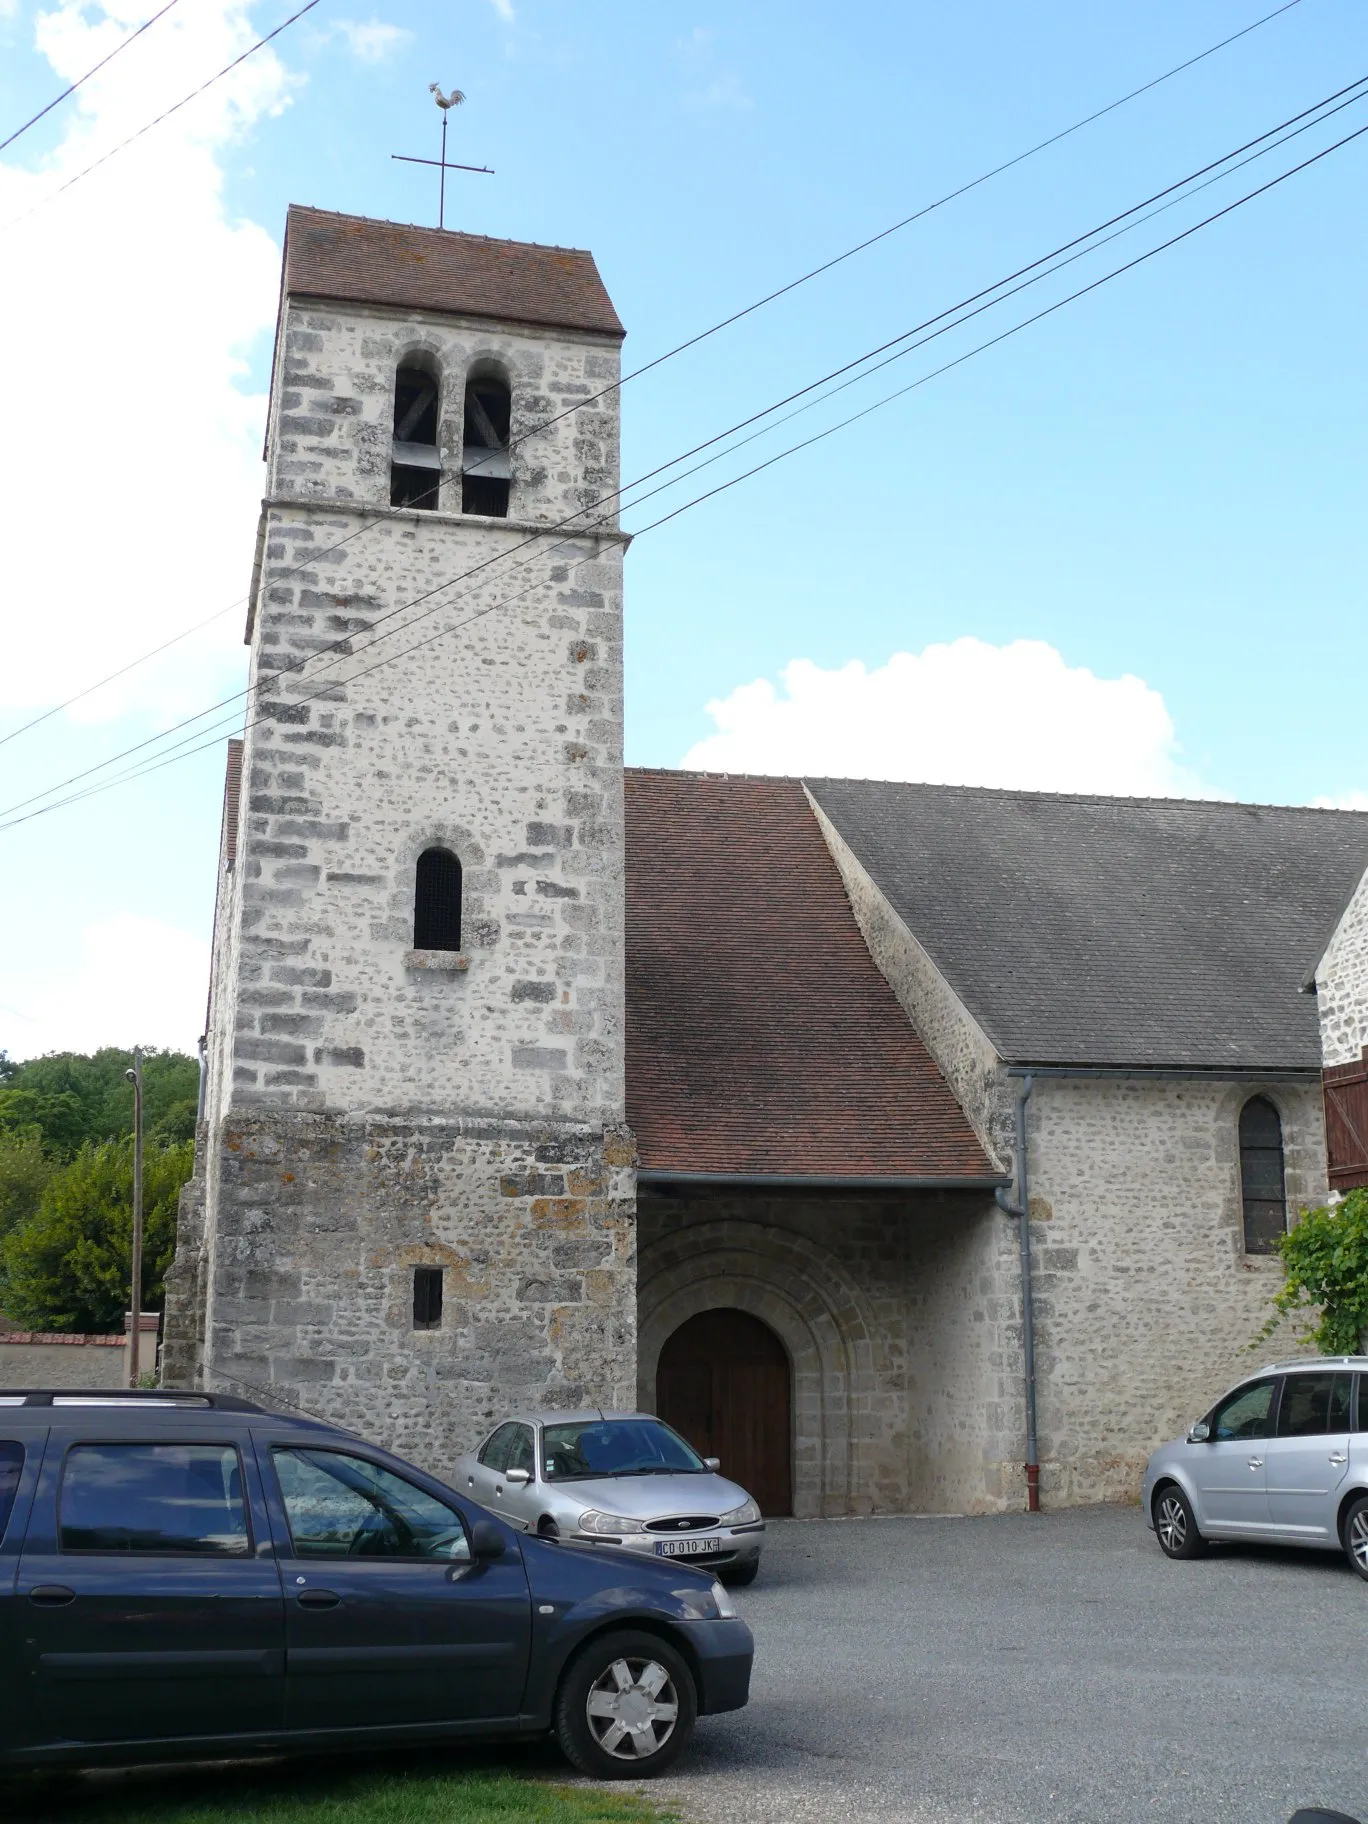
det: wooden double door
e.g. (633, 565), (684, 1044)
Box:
(656, 1308), (793, 1517)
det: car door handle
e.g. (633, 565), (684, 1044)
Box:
(28, 1585), (76, 1606)
(1248, 1458), (1264, 1470)
(1329, 1453), (1348, 1465)
(295, 1588), (341, 1609)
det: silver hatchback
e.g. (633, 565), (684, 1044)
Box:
(455, 1411), (765, 1585)
(1142, 1357), (1368, 1577)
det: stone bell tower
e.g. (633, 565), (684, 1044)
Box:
(164, 207), (635, 1468)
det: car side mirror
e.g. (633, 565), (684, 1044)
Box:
(505, 1467), (531, 1485)
(704, 1457), (721, 1471)
(1187, 1421), (1211, 1444)
(470, 1519), (507, 1560)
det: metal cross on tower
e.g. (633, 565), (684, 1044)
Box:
(392, 83), (493, 229)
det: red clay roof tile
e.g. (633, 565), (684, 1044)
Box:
(624, 770), (998, 1180)
(283, 206), (624, 339)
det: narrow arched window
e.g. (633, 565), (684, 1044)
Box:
(461, 369), (511, 517)
(391, 359), (441, 510)
(413, 847), (462, 952)
(1240, 1096), (1287, 1255)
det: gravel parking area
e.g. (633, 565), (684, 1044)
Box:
(648, 1505), (1367, 1824)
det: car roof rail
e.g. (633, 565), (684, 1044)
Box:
(0, 1388), (266, 1412)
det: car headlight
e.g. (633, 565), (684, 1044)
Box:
(577, 1509), (647, 1536)
(721, 1497), (761, 1526)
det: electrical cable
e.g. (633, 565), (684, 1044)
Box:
(0, 0), (1308, 751)
(4, 69), (1362, 820)
(0, 0), (320, 230)
(0, 0), (184, 156)
(7, 105), (1364, 833)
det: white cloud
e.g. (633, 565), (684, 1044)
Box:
(0, 0), (295, 728)
(1312, 791), (1368, 812)
(681, 637), (1209, 797)
(333, 17), (411, 62)
(0, 915), (210, 1057)
(486, 0), (514, 20)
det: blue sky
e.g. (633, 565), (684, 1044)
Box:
(0, 0), (1365, 1057)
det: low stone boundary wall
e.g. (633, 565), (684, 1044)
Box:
(0, 1332), (129, 1390)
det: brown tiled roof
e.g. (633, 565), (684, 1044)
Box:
(283, 206), (624, 338)
(625, 771), (999, 1181)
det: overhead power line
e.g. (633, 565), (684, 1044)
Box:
(0, 0), (320, 231)
(0, 0), (1306, 753)
(5, 66), (1361, 822)
(6, 100), (1365, 833)
(0, 0), (184, 157)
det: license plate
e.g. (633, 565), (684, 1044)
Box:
(654, 1535), (713, 1557)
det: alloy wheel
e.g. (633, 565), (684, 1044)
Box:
(585, 1656), (679, 1760)
(1156, 1492), (1188, 1554)
(1349, 1509), (1368, 1575)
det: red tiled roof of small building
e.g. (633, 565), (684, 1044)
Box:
(624, 770), (999, 1181)
(283, 206), (624, 339)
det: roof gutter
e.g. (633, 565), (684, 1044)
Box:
(636, 1169), (1009, 1190)
(1005, 1065), (1319, 1081)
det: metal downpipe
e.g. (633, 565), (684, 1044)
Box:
(994, 1074), (1039, 1512)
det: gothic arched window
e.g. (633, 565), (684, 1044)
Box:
(1239, 1095), (1287, 1255)
(461, 367), (511, 518)
(413, 847), (462, 951)
(390, 358), (441, 510)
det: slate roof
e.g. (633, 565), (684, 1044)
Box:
(282, 207), (624, 338)
(624, 771), (1000, 1181)
(807, 779), (1368, 1071)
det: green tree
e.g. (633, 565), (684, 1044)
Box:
(0, 1048), (199, 1157)
(1260, 1188), (1368, 1355)
(0, 1129), (55, 1240)
(0, 1137), (193, 1334)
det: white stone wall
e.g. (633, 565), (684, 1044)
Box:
(1317, 863), (1368, 1066)
(212, 295), (627, 1127)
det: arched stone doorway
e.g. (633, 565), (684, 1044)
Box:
(656, 1308), (793, 1516)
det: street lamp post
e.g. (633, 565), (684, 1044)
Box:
(124, 1050), (144, 1389)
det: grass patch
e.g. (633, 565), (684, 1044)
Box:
(3, 1751), (680, 1824)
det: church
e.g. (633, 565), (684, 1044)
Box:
(164, 206), (1368, 1517)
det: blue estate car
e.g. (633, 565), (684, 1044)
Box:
(0, 1389), (753, 1778)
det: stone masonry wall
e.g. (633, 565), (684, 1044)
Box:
(199, 1110), (636, 1476)
(636, 1187), (1018, 1518)
(1317, 863), (1368, 1067)
(1024, 1075), (1324, 1506)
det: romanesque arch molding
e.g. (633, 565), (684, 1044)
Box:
(637, 1218), (884, 1518)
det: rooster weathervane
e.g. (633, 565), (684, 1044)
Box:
(392, 83), (493, 230)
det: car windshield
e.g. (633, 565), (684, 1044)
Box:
(541, 1419), (705, 1482)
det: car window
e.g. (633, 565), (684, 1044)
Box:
(0, 1442), (23, 1541)
(1277, 1372), (1353, 1437)
(478, 1423), (519, 1472)
(507, 1425), (535, 1476)
(59, 1443), (250, 1555)
(274, 1448), (472, 1562)
(1358, 1374), (1368, 1433)
(1212, 1379), (1277, 1442)
(542, 1418), (706, 1482)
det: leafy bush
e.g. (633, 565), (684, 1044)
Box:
(1260, 1187), (1368, 1355)
(0, 1137), (193, 1334)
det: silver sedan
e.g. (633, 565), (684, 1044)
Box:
(454, 1410), (765, 1585)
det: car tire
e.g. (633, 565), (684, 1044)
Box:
(537, 1516), (560, 1539)
(554, 1628), (697, 1779)
(720, 1558), (759, 1587)
(1152, 1483), (1205, 1559)
(1340, 1495), (1368, 1582)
